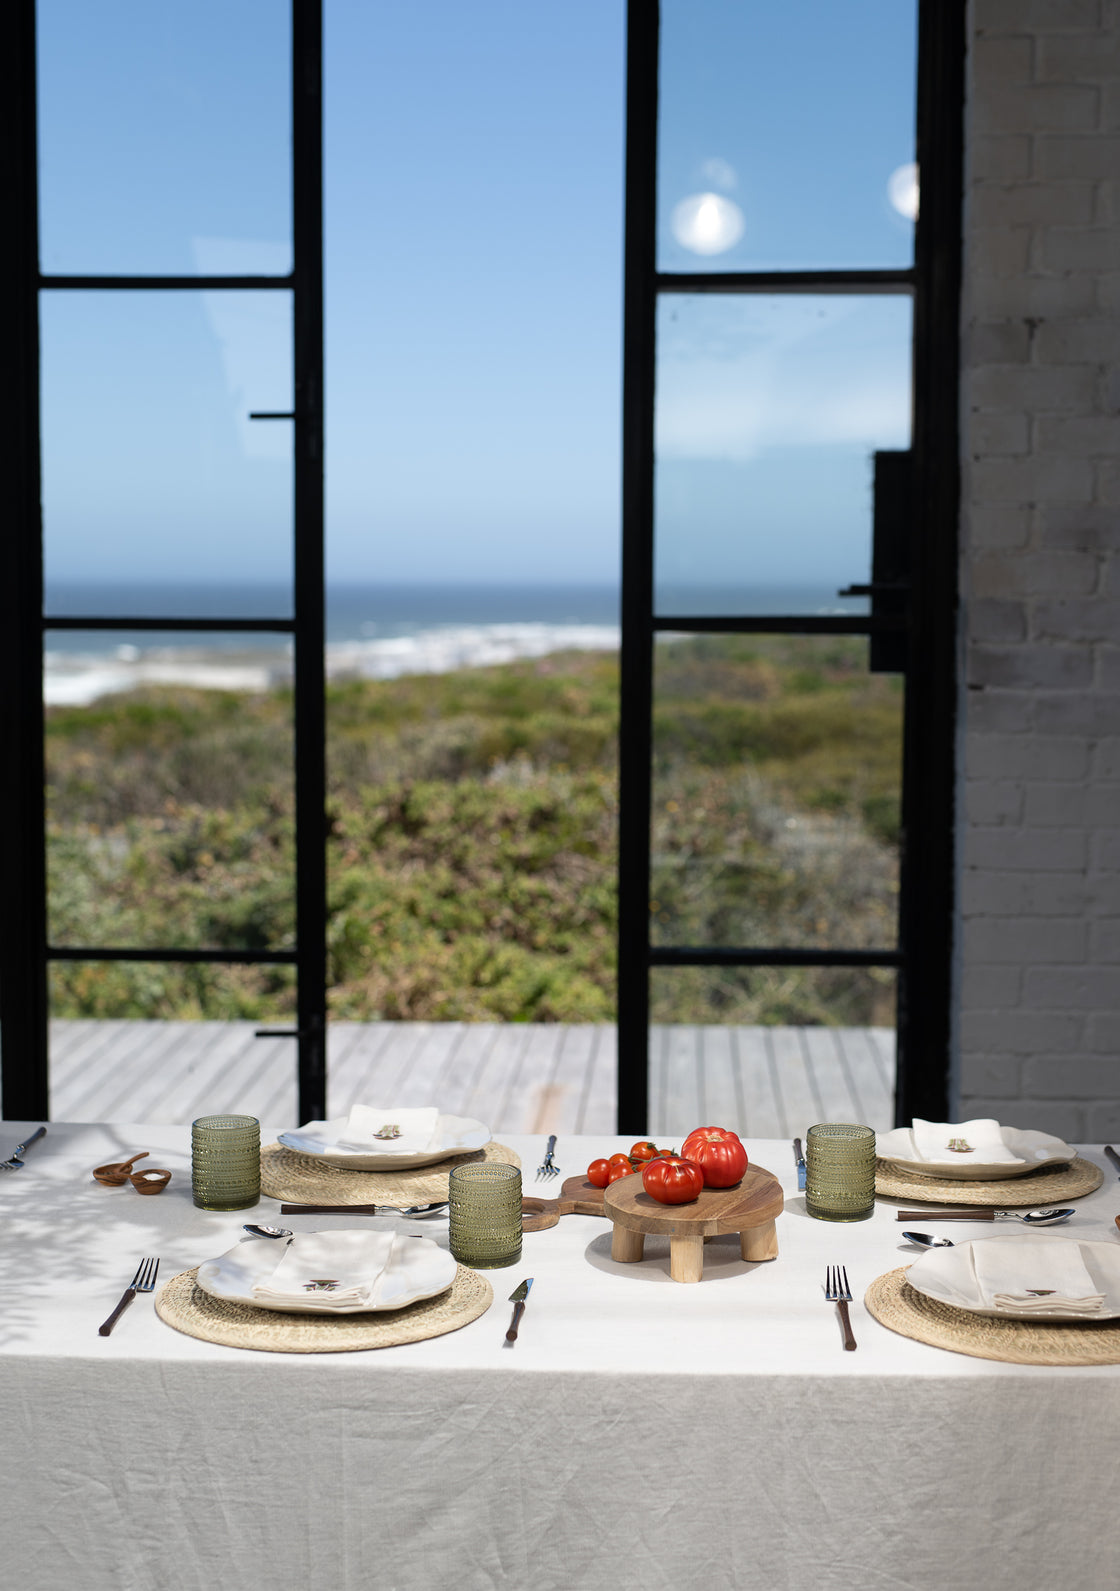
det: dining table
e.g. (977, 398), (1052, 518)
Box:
(3, 1118), (1119, 1591)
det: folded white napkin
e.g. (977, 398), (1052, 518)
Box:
(336, 1105), (441, 1155)
(971, 1240), (1104, 1316)
(911, 1118), (1023, 1166)
(252, 1230), (397, 1310)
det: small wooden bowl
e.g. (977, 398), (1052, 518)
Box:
(93, 1153), (149, 1186)
(129, 1168), (171, 1195)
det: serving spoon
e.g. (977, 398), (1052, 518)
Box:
(243, 1203), (449, 1240)
(903, 1231), (954, 1247)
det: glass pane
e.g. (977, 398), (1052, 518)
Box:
(654, 294), (912, 614)
(651, 635), (902, 950)
(41, 292), (294, 610)
(37, 0), (291, 275)
(658, 0), (917, 271)
(648, 967), (896, 1138)
(45, 630), (294, 951)
(48, 967), (297, 1125)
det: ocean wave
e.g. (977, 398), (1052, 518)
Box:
(44, 622), (622, 706)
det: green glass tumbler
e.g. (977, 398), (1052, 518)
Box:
(804, 1123), (876, 1222)
(191, 1114), (260, 1211)
(448, 1162), (522, 1269)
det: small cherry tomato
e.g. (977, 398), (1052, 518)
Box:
(629, 1140), (658, 1163)
(586, 1158), (611, 1188)
(607, 1161), (637, 1184)
(608, 1152), (634, 1168)
(641, 1155), (703, 1204)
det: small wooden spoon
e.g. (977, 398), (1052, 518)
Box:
(93, 1152), (149, 1186)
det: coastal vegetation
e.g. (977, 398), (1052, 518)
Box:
(46, 636), (902, 1026)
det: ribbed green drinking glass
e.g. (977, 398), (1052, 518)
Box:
(448, 1162), (522, 1269)
(805, 1123), (876, 1222)
(191, 1115), (260, 1211)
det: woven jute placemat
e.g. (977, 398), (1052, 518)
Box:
(155, 1264), (493, 1353)
(260, 1140), (521, 1205)
(865, 1266), (1120, 1365)
(875, 1155), (1103, 1206)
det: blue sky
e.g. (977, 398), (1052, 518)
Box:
(36, 0), (915, 595)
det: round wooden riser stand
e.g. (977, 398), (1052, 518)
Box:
(604, 1165), (784, 1283)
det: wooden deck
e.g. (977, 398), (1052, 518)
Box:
(46, 1020), (895, 1136)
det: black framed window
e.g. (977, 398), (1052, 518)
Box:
(617, 1), (964, 1130)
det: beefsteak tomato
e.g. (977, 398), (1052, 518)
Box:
(641, 1155), (703, 1204)
(680, 1127), (748, 1188)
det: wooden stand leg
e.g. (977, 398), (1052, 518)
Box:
(669, 1234), (705, 1283)
(740, 1220), (778, 1262)
(611, 1226), (645, 1263)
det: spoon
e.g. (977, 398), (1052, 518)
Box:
(895, 1206), (1076, 1226)
(903, 1231), (954, 1247)
(244, 1224), (292, 1240)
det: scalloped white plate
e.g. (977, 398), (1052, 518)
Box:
(878, 1125), (1074, 1181)
(196, 1230), (457, 1315)
(906, 1236), (1120, 1321)
(278, 1113), (490, 1170)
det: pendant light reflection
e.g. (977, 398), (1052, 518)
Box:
(670, 191), (746, 256)
(887, 163), (919, 221)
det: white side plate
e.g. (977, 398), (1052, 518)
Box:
(878, 1125), (1074, 1180)
(278, 1113), (490, 1170)
(196, 1231), (457, 1315)
(906, 1235), (1120, 1321)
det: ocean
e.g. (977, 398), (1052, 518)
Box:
(43, 581), (866, 706)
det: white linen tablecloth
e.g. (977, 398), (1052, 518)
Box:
(2, 1120), (1119, 1591)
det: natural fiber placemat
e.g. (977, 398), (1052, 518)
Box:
(875, 1155), (1102, 1206)
(865, 1266), (1120, 1365)
(260, 1140), (521, 1205)
(155, 1264), (493, 1353)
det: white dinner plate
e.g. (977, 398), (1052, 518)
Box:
(877, 1125), (1074, 1180)
(278, 1113), (490, 1169)
(906, 1236), (1120, 1321)
(195, 1230), (457, 1315)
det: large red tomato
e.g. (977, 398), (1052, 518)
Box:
(681, 1127), (748, 1188)
(641, 1155), (703, 1204)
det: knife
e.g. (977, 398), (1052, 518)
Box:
(1104, 1145), (1120, 1177)
(793, 1137), (806, 1191)
(505, 1277), (533, 1342)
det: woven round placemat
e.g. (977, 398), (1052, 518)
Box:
(260, 1140), (521, 1205)
(155, 1264), (493, 1353)
(875, 1155), (1102, 1206)
(865, 1266), (1120, 1365)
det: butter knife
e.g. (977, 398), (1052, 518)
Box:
(505, 1277), (533, 1342)
(793, 1137), (806, 1191)
(1104, 1145), (1120, 1177)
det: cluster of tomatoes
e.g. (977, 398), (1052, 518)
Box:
(585, 1127), (748, 1205)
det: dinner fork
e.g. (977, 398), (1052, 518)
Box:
(0, 1125), (46, 1171)
(825, 1264), (857, 1351)
(536, 1135), (561, 1182)
(98, 1257), (159, 1337)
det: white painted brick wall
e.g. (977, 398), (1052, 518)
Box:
(958, 0), (1120, 1139)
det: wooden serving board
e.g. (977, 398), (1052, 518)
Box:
(521, 1176), (608, 1232)
(604, 1164), (784, 1282)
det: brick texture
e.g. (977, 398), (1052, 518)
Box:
(959, 0), (1120, 1135)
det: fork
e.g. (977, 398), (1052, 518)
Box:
(0, 1125), (47, 1171)
(536, 1135), (561, 1182)
(98, 1257), (159, 1337)
(825, 1264), (857, 1351)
